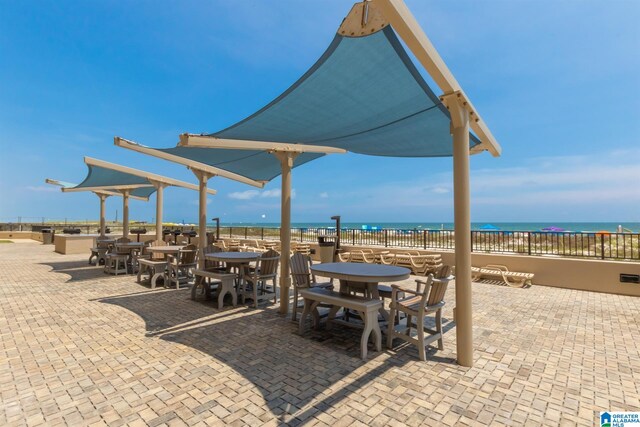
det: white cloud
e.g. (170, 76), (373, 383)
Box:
(229, 190), (260, 200)
(228, 188), (295, 200)
(333, 150), (640, 220)
(319, 192), (329, 198)
(431, 187), (449, 194)
(261, 189), (281, 198)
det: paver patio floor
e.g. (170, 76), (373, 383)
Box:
(1, 242), (639, 426)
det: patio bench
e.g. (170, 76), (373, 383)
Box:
(298, 288), (382, 360)
(89, 246), (109, 266)
(471, 264), (534, 288)
(137, 259), (167, 288)
(192, 269), (238, 309)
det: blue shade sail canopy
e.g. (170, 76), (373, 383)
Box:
(156, 26), (479, 182)
(72, 164), (157, 199)
(212, 27), (479, 156)
(160, 147), (322, 183)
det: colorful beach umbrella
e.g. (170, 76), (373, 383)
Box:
(480, 224), (500, 231)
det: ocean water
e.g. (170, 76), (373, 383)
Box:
(212, 222), (640, 232)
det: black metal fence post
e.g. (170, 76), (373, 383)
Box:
(384, 229), (388, 247)
(527, 232), (532, 255)
(423, 230), (427, 249)
(261, 227), (264, 240)
(601, 234), (605, 260)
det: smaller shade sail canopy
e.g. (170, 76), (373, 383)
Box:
(58, 159), (217, 196)
(45, 178), (153, 200)
(70, 164), (157, 197)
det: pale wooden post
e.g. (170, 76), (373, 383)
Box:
(193, 170), (213, 269)
(98, 194), (108, 238)
(275, 152), (298, 315)
(153, 182), (165, 242)
(445, 93), (473, 367)
(122, 190), (130, 239)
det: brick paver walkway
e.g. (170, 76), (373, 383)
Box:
(1, 242), (639, 426)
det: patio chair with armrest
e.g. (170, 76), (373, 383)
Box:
(240, 249), (279, 308)
(130, 240), (152, 273)
(387, 265), (454, 361)
(165, 244), (197, 289)
(202, 244), (226, 273)
(290, 252), (334, 321)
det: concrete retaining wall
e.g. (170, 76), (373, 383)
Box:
(0, 231), (43, 242)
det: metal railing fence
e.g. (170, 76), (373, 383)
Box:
(2, 222), (638, 261)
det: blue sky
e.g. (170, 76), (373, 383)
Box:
(1, 0), (639, 224)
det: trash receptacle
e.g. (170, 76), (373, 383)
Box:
(42, 228), (54, 244)
(317, 236), (336, 263)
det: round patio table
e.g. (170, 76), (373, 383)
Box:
(204, 252), (262, 296)
(204, 252), (261, 263)
(311, 262), (410, 321)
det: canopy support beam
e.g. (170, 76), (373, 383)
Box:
(121, 190), (130, 239)
(443, 92), (474, 367)
(273, 151), (298, 315)
(115, 137), (265, 188)
(372, 0), (501, 157)
(62, 184), (155, 192)
(179, 134), (347, 154)
(192, 170), (213, 269)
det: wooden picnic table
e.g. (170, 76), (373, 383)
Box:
(311, 262), (410, 322)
